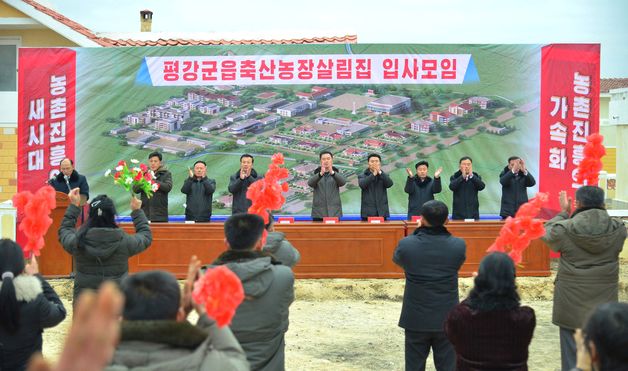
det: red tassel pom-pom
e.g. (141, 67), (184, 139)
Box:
(192, 266), (245, 327)
(12, 186), (56, 257)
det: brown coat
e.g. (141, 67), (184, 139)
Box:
(542, 208), (626, 329)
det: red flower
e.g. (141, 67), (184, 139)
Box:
(140, 163), (148, 172)
(192, 266), (244, 327)
(117, 160), (126, 167)
(114, 172), (121, 180)
(134, 171), (143, 181)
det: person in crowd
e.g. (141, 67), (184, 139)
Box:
(106, 266), (249, 370)
(449, 156), (485, 220)
(358, 153), (394, 221)
(263, 214), (301, 268)
(58, 188), (153, 301)
(229, 154), (261, 214)
(445, 252), (536, 371)
(133, 151), (172, 222)
(542, 186), (626, 371)
(0, 240), (66, 371)
(181, 160), (216, 222)
(405, 160), (443, 220)
(572, 302), (628, 371)
(48, 158), (89, 205)
(393, 200), (466, 371)
(308, 151), (346, 221)
(499, 156), (536, 219)
(213, 213), (295, 371)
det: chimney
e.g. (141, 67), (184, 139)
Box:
(140, 10), (153, 32)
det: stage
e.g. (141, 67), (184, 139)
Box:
(40, 197), (550, 279)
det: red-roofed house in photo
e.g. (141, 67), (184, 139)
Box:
(296, 86), (335, 100)
(448, 102), (474, 116)
(364, 139), (387, 149)
(430, 111), (457, 124)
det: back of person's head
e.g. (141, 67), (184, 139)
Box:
(421, 200), (449, 227)
(224, 213), (265, 250)
(575, 186), (605, 209)
(77, 195), (117, 246)
(0, 239), (26, 333)
(468, 252), (520, 312)
(583, 302), (628, 371)
(121, 271), (180, 321)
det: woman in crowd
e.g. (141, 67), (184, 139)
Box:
(445, 252), (536, 371)
(58, 188), (152, 300)
(0, 239), (66, 371)
(572, 302), (628, 371)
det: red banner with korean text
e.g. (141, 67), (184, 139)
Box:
(17, 48), (76, 248)
(18, 48), (76, 193)
(539, 44), (600, 220)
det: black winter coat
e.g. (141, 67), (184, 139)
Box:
(404, 176), (442, 220)
(449, 170), (485, 220)
(228, 169), (261, 214)
(133, 167), (172, 222)
(358, 170), (394, 219)
(499, 167), (536, 218)
(48, 169), (89, 199)
(0, 275), (66, 371)
(58, 204), (153, 300)
(181, 176), (216, 222)
(393, 226), (466, 331)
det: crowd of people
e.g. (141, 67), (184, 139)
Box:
(48, 151), (536, 223)
(1, 153), (625, 371)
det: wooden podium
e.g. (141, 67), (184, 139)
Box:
(40, 191), (73, 277)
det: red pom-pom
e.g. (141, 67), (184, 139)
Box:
(12, 186), (56, 257)
(192, 266), (244, 327)
(488, 192), (549, 264)
(246, 152), (290, 226)
(576, 133), (606, 186)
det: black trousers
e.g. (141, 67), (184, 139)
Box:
(404, 330), (455, 371)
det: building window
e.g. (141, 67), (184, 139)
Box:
(0, 39), (19, 92)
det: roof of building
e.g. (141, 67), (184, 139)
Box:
(370, 95), (411, 106)
(601, 78), (628, 93)
(4, 0), (358, 47)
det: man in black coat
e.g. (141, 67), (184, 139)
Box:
(48, 158), (89, 205)
(405, 160), (442, 220)
(499, 156), (536, 219)
(449, 156), (485, 220)
(181, 160), (216, 222)
(393, 200), (466, 371)
(134, 152), (172, 222)
(358, 153), (394, 220)
(228, 154), (261, 214)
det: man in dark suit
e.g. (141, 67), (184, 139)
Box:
(499, 156), (536, 219)
(393, 200), (466, 371)
(449, 156), (485, 220)
(358, 153), (394, 221)
(48, 158), (89, 205)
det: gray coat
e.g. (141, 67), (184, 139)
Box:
(58, 204), (153, 300)
(133, 167), (172, 222)
(229, 169), (261, 214)
(542, 208), (626, 329)
(106, 314), (249, 371)
(358, 169), (394, 219)
(181, 176), (216, 222)
(216, 255), (294, 371)
(307, 166), (346, 218)
(263, 231), (301, 268)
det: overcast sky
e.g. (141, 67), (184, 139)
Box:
(49, 0), (628, 77)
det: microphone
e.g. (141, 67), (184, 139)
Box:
(64, 175), (71, 191)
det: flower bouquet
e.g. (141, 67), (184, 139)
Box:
(105, 159), (159, 198)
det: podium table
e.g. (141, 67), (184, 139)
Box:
(40, 192), (73, 277)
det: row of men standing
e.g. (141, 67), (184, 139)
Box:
(49, 151), (536, 222)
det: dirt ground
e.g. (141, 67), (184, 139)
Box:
(42, 259), (628, 371)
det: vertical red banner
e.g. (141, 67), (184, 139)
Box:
(539, 44), (600, 218)
(17, 48), (76, 249)
(18, 48), (76, 194)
